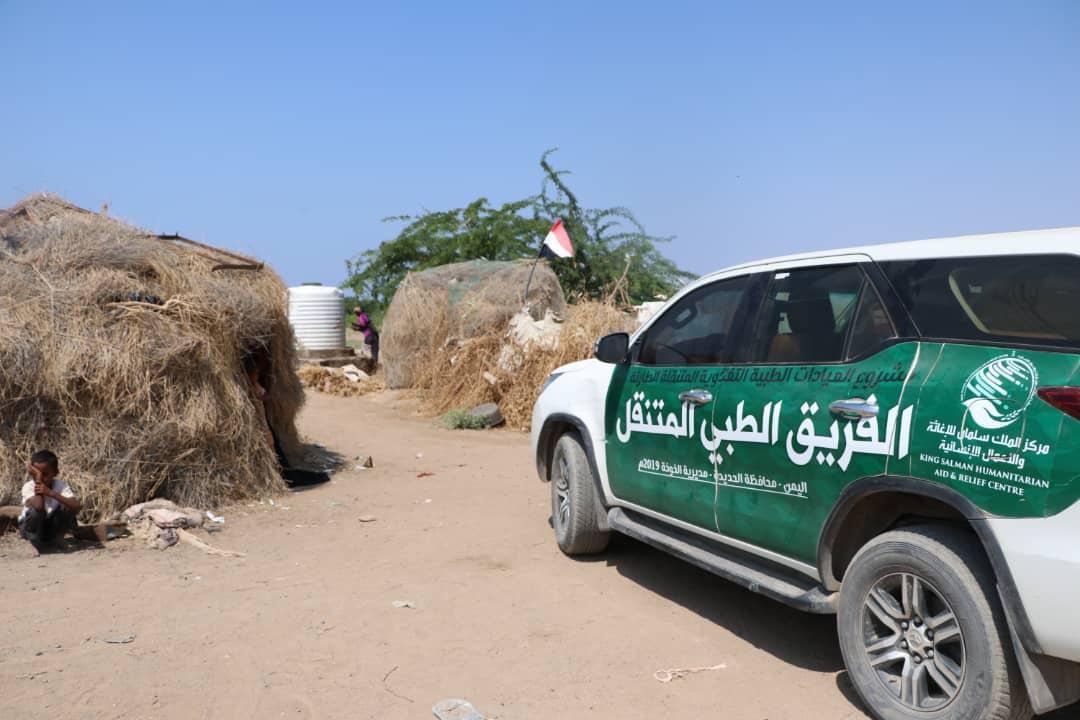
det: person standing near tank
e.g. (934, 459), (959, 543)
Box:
(351, 307), (379, 364)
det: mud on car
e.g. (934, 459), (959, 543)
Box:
(531, 228), (1080, 720)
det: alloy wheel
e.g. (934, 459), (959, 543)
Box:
(861, 572), (966, 710)
(554, 455), (571, 529)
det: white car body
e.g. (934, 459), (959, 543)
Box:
(532, 226), (1080, 687)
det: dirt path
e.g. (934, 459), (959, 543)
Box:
(0, 391), (1071, 719)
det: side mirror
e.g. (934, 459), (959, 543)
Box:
(594, 332), (630, 364)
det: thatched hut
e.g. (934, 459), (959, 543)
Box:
(381, 259), (566, 389)
(0, 194), (303, 520)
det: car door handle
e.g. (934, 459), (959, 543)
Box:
(829, 398), (879, 419)
(678, 389), (713, 405)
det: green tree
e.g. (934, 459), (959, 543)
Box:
(343, 150), (692, 314)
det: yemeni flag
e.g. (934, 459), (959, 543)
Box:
(539, 219), (574, 259)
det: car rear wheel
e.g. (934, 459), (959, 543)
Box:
(837, 525), (1031, 720)
(551, 432), (609, 556)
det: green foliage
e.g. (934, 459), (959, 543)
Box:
(442, 408), (491, 430)
(535, 150), (693, 303)
(343, 150), (693, 313)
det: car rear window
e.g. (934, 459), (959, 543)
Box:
(880, 254), (1080, 348)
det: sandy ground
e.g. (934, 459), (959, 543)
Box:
(1, 390), (1073, 720)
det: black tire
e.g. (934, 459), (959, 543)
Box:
(550, 432), (610, 555)
(838, 525), (1032, 720)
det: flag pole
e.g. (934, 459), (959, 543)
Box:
(522, 249), (543, 309)
(526, 218), (570, 309)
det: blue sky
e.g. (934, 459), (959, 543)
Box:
(2, 1), (1078, 288)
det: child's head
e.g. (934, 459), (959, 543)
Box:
(30, 449), (59, 481)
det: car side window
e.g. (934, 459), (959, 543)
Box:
(881, 254), (1080, 348)
(845, 281), (897, 359)
(751, 265), (864, 363)
(637, 276), (747, 366)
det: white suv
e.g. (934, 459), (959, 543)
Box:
(532, 228), (1080, 720)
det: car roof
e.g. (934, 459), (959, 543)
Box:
(701, 226), (1080, 280)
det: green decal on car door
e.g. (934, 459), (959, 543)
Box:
(696, 263), (919, 564)
(604, 274), (753, 532)
(705, 344), (918, 564)
(604, 258), (1080, 559)
(906, 343), (1080, 517)
(605, 363), (718, 530)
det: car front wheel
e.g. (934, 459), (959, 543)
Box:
(550, 432), (610, 556)
(837, 525), (1031, 720)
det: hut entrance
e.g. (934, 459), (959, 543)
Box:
(243, 347), (329, 488)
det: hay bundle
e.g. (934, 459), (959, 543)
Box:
(0, 194), (303, 519)
(381, 259), (566, 389)
(412, 300), (636, 428)
(297, 364), (386, 397)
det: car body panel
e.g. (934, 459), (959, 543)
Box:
(604, 361), (719, 530)
(708, 342), (919, 564)
(531, 358), (616, 497)
(987, 499), (1080, 663)
(531, 227), (1080, 670)
(904, 342), (1080, 517)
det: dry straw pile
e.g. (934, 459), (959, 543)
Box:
(411, 300), (636, 429)
(381, 260), (566, 389)
(0, 194), (303, 520)
(297, 365), (386, 398)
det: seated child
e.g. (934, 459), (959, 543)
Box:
(19, 449), (81, 553)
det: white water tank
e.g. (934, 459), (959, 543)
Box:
(288, 284), (346, 351)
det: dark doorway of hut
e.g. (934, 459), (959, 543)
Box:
(243, 349), (329, 489)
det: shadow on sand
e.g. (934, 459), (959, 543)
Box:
(283, 442), (346, 492)
(602, 534), (844, 674)
(603, 534), (1076, 718)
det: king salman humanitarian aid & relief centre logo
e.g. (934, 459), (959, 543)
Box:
(961, 355), (1039, 430)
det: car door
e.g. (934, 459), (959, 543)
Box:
(706, 263), (919, 565)
(605, 274), (760, 531)
(881, 253), (1080, 519)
